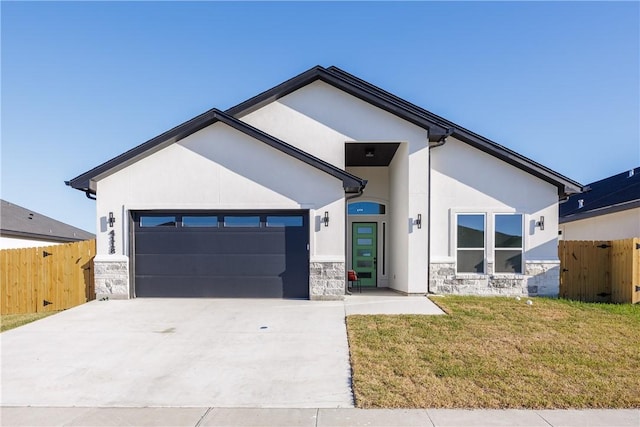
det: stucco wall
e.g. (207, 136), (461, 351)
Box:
(560, 207), (640, 241)
(429, 137), (560, 295)
(241, 81), (430, 168)
(389, 143), (410, 293)
(407, 143), (429, 293)
(346, 167), (389, 202)
(96, 123), (345, 258)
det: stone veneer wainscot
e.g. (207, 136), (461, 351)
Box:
(429, 261), (560, 297)
(94, 255), (129, 299)
(310, 261), (345, 300)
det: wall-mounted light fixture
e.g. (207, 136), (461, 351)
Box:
(535, 216), (544, 231)
(416, 214), (422, 229)
(323, 211), (330, 227)
(108, 212), (116, 228)
(365, 147), (375, 158)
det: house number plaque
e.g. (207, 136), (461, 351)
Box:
(108, 230), (116, 254)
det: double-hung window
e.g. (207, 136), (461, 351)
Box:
(456, 214), (486, 273)
(494, 214), (523, 273)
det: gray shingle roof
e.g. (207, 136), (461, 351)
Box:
(1, 199), (94, 243)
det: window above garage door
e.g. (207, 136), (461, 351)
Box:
(137, 213), (305, 229)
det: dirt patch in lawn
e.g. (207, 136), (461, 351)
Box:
(346, 296), (640, 409)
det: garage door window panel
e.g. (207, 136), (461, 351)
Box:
(183, 216), (219, 227)
(224, 216), (261, 227)
(266, 216), (303, 227)
(140, 216), (177, 227)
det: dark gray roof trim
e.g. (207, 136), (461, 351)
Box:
(1, 199), (95, 242)
(226, 66), (449, 139)
(227, 65), (584, 198)
(67, 109), (366, 194)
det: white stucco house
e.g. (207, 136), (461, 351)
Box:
(0, 199), (94, 249)
(67, 66), (583, 300)
(560, 167), (639, 241)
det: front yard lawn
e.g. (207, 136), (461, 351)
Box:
(347, 296), (640, 409)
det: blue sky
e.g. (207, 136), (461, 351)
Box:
(2, 1), (638, 234)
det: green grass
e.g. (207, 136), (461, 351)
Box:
(1, 311), (59, 332)
(346, 296), (640, 409)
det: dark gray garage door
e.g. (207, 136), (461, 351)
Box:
(133, 211), (309, 298)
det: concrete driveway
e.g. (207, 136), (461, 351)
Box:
(0, 299), (353, 408)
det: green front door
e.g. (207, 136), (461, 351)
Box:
(352, 222), (377, 287)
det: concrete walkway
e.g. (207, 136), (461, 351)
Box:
(344, 288), (445, 315)
(1, 407), (638, 426)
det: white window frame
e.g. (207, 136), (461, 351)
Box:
(455, 213), (486, 274)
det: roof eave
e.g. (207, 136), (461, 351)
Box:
(68, 65), (581, 200)
(67, 108), (223, 192)
(216, 111), (367, 192)
(327, 66), (584, 196)
(450, 130), (584, 198)
(226, 66), (448, 137)
(67, 108), (367, 196)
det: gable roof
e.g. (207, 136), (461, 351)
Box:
(66, 109), (366, 195)
(226, 66), (451, 140)
(227, 65), (583, 198)
(1, 199), (95, 243)
(67, 65), (582, 199)
(559, 167), (640, 223)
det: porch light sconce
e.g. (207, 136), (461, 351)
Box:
(365, 147), (375, 158)
(108, 212), (116, 228)
(416, 214), (422, 229)
(323, 211), (329, 227)
(535, 216), (544, 231)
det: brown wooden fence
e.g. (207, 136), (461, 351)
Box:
(0, 240), (96, 315)
(559, 238), (640, 304)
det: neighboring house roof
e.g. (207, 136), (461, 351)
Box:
(560, 167), (640, 223)
(67, 65), (582, 198)
(66, 109), (366, 195)
(0, 199), (95, 243)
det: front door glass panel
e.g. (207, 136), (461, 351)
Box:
(352, 222), (377, 287)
